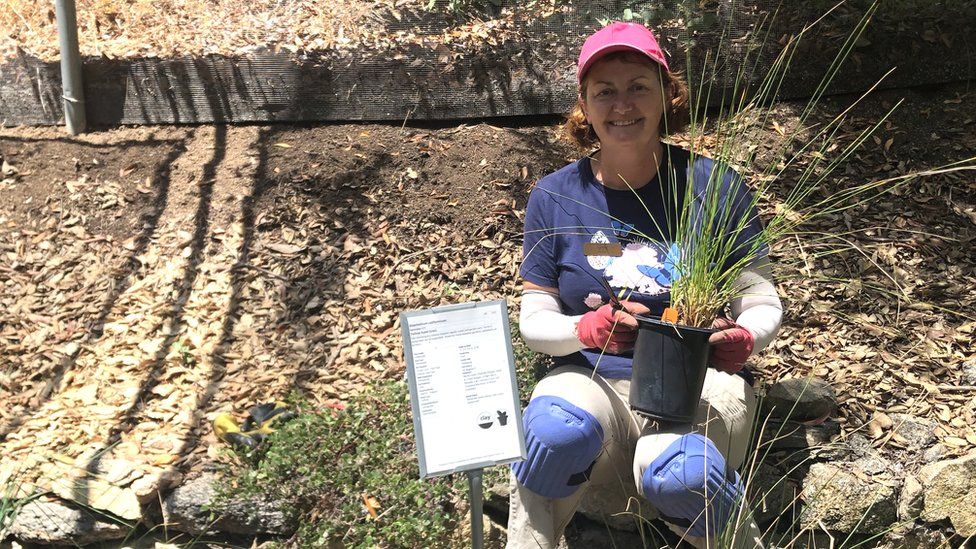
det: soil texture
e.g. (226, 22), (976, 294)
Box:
(1, 81), (975, 543)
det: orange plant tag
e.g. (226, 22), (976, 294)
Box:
(661, 307), (678, 324)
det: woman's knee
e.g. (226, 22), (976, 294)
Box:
(635, 433), (744, 539)
(531, 365), (603, 398)
(511, 395), (606, 499)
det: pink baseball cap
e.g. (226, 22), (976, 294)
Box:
(577, 22), (670, 84)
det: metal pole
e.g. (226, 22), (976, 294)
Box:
(54, 0), (86, 135)
(467, 468), (484, 549)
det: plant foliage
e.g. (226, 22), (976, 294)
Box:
(217, 321), (546, 548)
(222, 382), (466, 548)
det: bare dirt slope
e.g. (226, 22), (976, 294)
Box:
(1, 83), (975, 503)
(0, 120), (567, 495)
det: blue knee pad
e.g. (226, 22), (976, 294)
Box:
(511, 396), (604, 498)
(641, 433), (744, 538)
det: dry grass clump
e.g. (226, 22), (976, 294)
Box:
(0, 0), (564, 62)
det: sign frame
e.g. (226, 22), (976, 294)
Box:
(401, 299), (527, 479)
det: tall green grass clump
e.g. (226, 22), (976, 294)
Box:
(1, 486), (22, 538)
(0, 472), (38, 540)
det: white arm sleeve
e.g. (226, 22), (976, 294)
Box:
(730, 255), (783, 355)
(519, 290), (585, 357)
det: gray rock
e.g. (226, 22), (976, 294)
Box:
(918, 451), (976, 536)
(846, 433), (881, 459)
(961, 358), (976, 386)
(809, 436), (860, 463)
(484, 475), (510, 516)
(813, 433), (887, 469)
(760, 419), (840, 450)
(898, 475), (924, 523)
(855, 453), (891, 476)
(7, 498), (128, 545)
(800, 462), (898, 535)
(889, 414), (937, 450)
(762, 378), (837, 423)
(161, 472), (296, 536)
(922, 444), (945, 463)
(877, 524), (954, 549)
(576, 473), (656, 532)
(747, 462), (799, 527)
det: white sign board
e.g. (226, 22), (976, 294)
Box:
(401, 300), (526, 478)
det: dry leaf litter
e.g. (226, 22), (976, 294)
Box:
(0, 86), (974, 521)
(1, 0), (564, 62)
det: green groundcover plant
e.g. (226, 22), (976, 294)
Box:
(219, 382), (465, 548)
(217, 327), (544, 548)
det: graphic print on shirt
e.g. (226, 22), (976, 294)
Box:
(584, 227), (680, 303)
(610, 219), (636, 239)
(583, 292), (605, 309)
(637, 242), (682, 287)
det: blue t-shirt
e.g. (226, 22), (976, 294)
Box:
(520, 145), (765, 379)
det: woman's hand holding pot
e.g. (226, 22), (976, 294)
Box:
(708, 317), (755, 373)
(577, 301), (651, 354)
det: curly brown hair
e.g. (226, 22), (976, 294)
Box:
(563, 51), (689, 152)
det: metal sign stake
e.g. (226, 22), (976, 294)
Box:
(467, 468), (484, 549)
(401, 300), (527, 549)
(54, 0), (87, 135)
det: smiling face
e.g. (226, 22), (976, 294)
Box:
(580, 56), (666, 151)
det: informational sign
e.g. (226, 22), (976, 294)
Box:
(401, 300), (526, 478)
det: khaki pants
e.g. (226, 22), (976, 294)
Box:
(507, 365), (763, 549)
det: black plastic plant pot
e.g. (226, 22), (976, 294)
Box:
(629, 315), (717, 424)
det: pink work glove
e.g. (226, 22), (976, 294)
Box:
(577, 302), (650, 354)
(708, 317), (755, 374)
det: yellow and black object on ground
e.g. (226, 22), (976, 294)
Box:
(213, 401), (297, 449)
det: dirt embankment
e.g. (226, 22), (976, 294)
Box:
(0, 81), (975, 498)
(0, 121), (569, 484)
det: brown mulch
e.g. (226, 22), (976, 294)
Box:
(744, 87), (976, 458)
(0, 83), (974, 507)
(1, 0), (564, 62)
